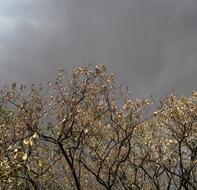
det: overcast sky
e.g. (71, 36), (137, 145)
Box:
(0, 0), (196, 98)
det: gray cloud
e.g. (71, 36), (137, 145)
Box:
(0, 0), (196, 97)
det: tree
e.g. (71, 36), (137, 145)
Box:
(0, 65), (196, 189)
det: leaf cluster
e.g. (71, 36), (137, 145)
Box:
(0, 65), (196, 190)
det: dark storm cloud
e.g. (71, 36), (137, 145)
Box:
(0, 0), (196, 97)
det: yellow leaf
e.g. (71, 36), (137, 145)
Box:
(153, 111), (158, 115)
(14, 148), (18, 152)
(29, 138), (33, 146)
(22, 153), (28, 160)
(23, 139), (29, 145)
(32, 133), (38, 139)
(38, 160), (42, 167)
(7, 145), (12, 150)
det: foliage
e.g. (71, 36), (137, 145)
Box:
(0, 65), (196, 190)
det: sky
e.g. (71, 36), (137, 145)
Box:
(0, 0), (196, 98)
